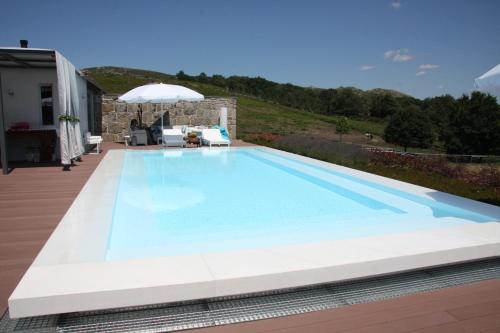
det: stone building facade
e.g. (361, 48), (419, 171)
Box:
(101, 95), (237, 142)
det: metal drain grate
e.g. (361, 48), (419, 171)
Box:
(1, 257), (499, 333)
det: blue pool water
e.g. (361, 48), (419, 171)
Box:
(106, 148), (495, 261)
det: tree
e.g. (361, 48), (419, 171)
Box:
(421, 95), (457, 140)
(332, 88), (366, 116)
(384, 106), (435, 151)
(176, 70), (189, 81)
(198, 72), (208, 83)
(443, 92), (500, 155)
(370, 94), (400, 118)
(319, 89), (338, 114)
(335, 117), (351, 142)
(210, 74), (227, 88)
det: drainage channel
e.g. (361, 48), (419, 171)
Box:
(2, 258), (500, 333)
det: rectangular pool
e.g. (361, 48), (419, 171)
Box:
(9, 147), (500, 318)
(108, 149), (494, 261)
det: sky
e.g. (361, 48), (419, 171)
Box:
(1, 0), (499, 99)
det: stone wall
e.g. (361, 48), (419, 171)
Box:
(101, 95), (237, 142)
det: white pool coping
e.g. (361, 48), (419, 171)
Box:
(8, 147), (500, 318)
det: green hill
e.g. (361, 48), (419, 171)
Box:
(83, 66), (388, 141)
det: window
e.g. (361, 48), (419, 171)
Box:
(40, 85), (54, 125)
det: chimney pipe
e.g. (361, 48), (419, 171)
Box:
(20, 40), (28, 48)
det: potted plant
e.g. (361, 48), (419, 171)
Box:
(58, 115), (80, 123)
(186, 132), (200, 145)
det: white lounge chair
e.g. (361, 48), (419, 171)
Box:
(162, 128), (185, 147)
(201, 128), (231, 147)
(172, 125), (187, 135)
(85, 132), (103, 154)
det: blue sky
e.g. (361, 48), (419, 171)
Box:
(1, 0), (499, 99)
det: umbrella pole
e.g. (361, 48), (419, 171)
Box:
(161, 102), (163, 147)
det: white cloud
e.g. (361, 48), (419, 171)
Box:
(391, 1), (401, 9)
(384, 49), (413, 62)
(393, 54), (413, 62)
(359, 65), (376, 71)
(419, 64), (439, 70)
(416, 71), (426, 76)
(384, 50), (396, 59)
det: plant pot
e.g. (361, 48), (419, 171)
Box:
(187, 137), (200, 145)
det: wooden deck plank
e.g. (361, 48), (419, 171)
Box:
(0, 145), (111, 313)
(187, 280), (500, 333)
(1, 141), (499, 333)
(447, 300), (500, 321)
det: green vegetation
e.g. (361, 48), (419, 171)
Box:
(363, 164), (499, 205)
(443, 92), (500, 155)
(335, 117), (351, 142)
(269, 138), (499, 206)
(84, 67), (387, 139)
(370, 94), (400, 118)
(83, 67), (232, 97)
(84, 66), (499, 205)
(173, 70), (416, 117)
(384, 106), (435, 151)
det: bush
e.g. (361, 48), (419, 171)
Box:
(274, 135), (370, 165)
(335, 117), (351, 142)
(384, 106), (435, 151)
(246, 133), (281, 144)
(443, 92), (500, 155)
(370, 94), (400, 118)
(370, 150), (500, 194)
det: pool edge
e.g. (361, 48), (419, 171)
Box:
(7, 146), (500, 318)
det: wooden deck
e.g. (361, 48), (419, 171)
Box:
(187, 279), (500, 333)
(1, 142), (499, 332)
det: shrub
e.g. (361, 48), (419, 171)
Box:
(335, 117), (351, 142)
(246, 133), (280, 144)
(369, 150), (500, 193)
(370, 94), (400, 118)
(443, 92), (500, 155)
(384, 106), (435, 151)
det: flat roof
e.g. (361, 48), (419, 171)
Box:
(0, 47), (56, 69)
(0, 47), (104, 92)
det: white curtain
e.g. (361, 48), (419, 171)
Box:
(56, 52), (84, 165)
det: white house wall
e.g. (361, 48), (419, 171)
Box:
(0, 67), (91, 161)
(0, 67), (59, 130)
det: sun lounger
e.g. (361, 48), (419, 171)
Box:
(162, 128), (185, 147)
(172, 125), (187, 135)
(201, 128), (231, 147)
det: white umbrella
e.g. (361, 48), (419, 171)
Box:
(474, 64), (500, 100)
(118, 83), (204, 129)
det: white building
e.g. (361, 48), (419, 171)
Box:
(0, 43), (103, 174)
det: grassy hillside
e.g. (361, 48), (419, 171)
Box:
(83, 67), (388, 139)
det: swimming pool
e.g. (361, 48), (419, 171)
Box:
(9, 147), (500, 318)
(108, 148), (493, 261)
